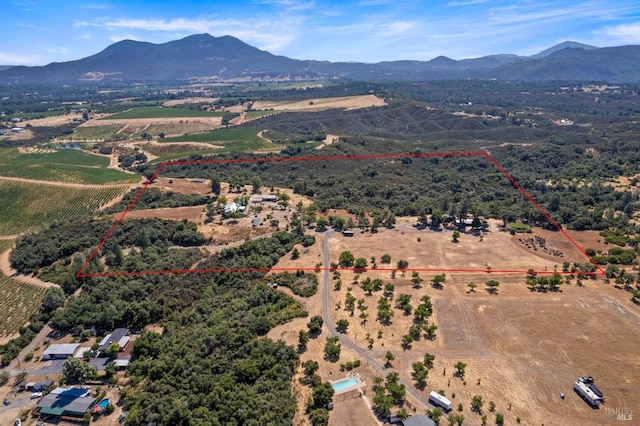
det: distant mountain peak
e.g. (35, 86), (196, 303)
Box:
(0, 35), (638, 84)
(531, 41), (598, 59)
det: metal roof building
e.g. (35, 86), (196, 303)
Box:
(98, 328), (130, 353)
(402, 415), (437, 426)
(42, 343), (80, 360)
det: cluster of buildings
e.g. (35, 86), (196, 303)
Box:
(13, 328), (133, 422)
(41, 328), (131, 362)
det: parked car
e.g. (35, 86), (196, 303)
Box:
(30, 392), (43, 399)
(3, 398), (10, 405)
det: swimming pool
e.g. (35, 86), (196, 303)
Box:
(332, 378), (359, 392)
(98, 398), (111, 409)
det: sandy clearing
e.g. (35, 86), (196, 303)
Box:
(0, 128), (34, 140)
(150, 177), (212, 196)
(19, 112), (86, 127)
(121, 205), (205, 222)
(252, 94), (386, 112)
(315, 134), (339, 150)
(604, 173), (640, 193)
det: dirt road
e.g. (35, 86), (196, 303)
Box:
(0, 248), (55, 289)
(321, 231), (434, 413)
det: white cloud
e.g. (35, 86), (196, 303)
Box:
(109, 34), (140, 43)
(447, 0), (488, 6)
(384, 21), (418, 35)
(81, 3), (111, 9)
(358, 0), (394, 5)
(103, 18), (214, 32)
(252, 0), (315, 10)
(45, 47), (69, 54)
(0, 51), (43, 65)
(603, 22), (640, 43)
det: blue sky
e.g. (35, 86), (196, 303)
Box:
(3, 0), (640, 65)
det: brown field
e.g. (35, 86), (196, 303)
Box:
(252, 94), (386, 112)
(19, 112), (86, 127)
(266, 219), (638, 426)
(162, 97), (218, 106)
(328, 220), (590, 274)
(81, 116), (223, 127)
(122, 205), (205, 222)
(150, 177), (212, 196)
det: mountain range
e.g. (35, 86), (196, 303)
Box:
(2, 34), (639, 84)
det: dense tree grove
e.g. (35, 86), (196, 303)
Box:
(11, 218), (208, 275)
(101, 188), (213, 214)
(7, 220), (312, 424)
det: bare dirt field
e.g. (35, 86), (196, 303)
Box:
(150, 177), (212, 196)
(266, 218), (637, 425)
(19, 113), (86, 127)
(122, 205), (205, 222)
(81, 116), (223, 127)
(252, 94), (386, 112)
(162, 97), (218, 106)
(328, 220), (590, 274)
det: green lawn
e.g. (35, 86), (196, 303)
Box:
(0, 148), (139, 184)
(101, 106), (227, 120)
(0, 181), (130, 236)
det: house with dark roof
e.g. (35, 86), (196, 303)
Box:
(98, 328), (130, 355)
(37, 388), (95, 418)
(402, 415), (437, 426)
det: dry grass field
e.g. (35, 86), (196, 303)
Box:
(265, 221), (638, 426)
(252, 94), (386, 112)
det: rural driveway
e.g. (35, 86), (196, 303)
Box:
(321, 231), (435, 413)
(10, 360), (65, 377)
(5, 324), (52, 373)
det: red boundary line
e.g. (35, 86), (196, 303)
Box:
(77, 151), (605, 278)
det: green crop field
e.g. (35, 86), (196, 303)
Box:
(0, 270), (46, 337)
(101, 106), (226, 120)
(149, 127), (278, 161)
(0, 181), (130, 236)
(0, 239), (13, 253)
(0, 148), (139, 184)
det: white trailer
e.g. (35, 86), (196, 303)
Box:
(574, 380), (603, 407)
(429, 391), (452, 411)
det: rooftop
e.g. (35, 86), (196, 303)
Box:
(42, 343), (80, 357)
(99, 328), (129, 352)
(403, 415), (437, 426)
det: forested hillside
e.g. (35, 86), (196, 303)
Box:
(10, 217), (310, 424)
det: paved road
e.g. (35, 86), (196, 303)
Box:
(321, 231), (433, 411)
(5, 324), (52, 373)
(10, 359), (65, 377)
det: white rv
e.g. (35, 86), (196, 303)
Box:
(574, 380), (603, 407)
(428, 391), (452, 411)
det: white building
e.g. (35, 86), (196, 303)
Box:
(42, 343), (81, 360)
